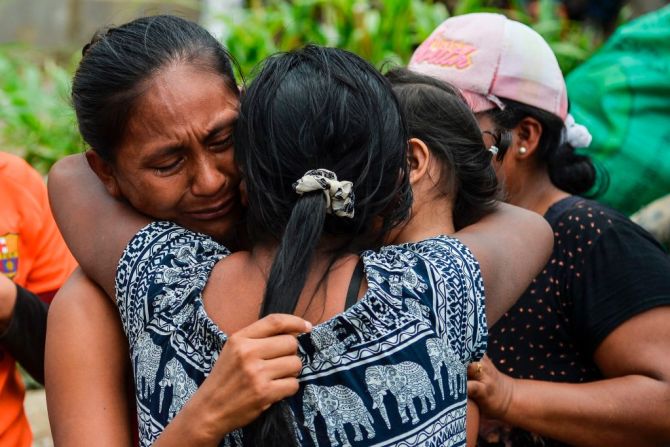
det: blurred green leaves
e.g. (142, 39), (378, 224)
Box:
(0, 48), (82, 173)
(219, 0), (449, 76)
(0, 0), (605, 172)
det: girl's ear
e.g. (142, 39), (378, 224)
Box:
(408, 138), (431, 186)
(85, 150), (123, 199)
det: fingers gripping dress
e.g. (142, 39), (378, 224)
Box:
(116, 221), (488, 446)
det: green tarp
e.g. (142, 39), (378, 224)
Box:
(567, 5), (670, 215)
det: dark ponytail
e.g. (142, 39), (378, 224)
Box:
(386, 68), (500, 229)
(235, 46), (411, 445)
(486, 99), (607, 196)
(261, 192), (327, 316)
(72, 15), (239, 161)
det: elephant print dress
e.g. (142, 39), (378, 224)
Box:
(116, 221), (488, 447)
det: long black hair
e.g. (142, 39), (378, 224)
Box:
(72, 15), (239, 161)
(387, 68), (500, 229)
(485, 98), (607, 196)
(235, 45), (412, 445)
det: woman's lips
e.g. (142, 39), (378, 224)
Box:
(188, 198), (236, 221)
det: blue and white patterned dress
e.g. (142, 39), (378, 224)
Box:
(116, 221), (487, 446)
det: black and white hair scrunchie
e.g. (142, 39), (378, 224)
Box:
(292, 169), (355, 218)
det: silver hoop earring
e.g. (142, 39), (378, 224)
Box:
(518, 147), (528, 155)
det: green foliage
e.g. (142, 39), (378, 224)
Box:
(0, 48), (82, 173)
(219, 0), (602, 77)
(0, 0), (605, 171)
(220, 0), (449, 76)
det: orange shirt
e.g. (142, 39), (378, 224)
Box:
(0, 152), (77, 446)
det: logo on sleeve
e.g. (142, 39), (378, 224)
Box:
(0, 234), (19, 279)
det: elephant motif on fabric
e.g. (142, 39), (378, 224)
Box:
(405, 298), (431, 326)
(310, 323), (355, 362)
(158, 358), (198, 420)
(134, 332), (163, 400)
(400, 266), (428, 294)
(426, 337), (466, 399)
(302, 384), (375, 446)
(365, 361), (436, 428)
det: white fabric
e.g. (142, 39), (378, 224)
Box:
(564, 114), (593, 148)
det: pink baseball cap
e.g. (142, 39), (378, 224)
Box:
(409, 13), (568, 120)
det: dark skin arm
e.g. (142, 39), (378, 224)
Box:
(466, 399), (480, 447)
(456, 202), (554, 326)
(468, 306), (670, 446)
(45, 269), (134, 446)
(48, 154), (148, 297)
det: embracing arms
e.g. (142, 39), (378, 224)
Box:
(456, 202), (554, 326)
(45, 270), (134, 446)
(48, 154), (149, 297)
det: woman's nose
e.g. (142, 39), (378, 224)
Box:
(191, 155), (225, 197)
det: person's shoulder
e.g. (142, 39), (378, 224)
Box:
(0, 152), (44, 187)
(366, 235), (481, 283)
(555, 197), (666, 255)
(554, 197), (621, 223)
(50, 270), (112, 325)
(125, 221), (229, 254)
(0, 152), (29, 170)
(406, 235), (481, 270)
(0, 154), (50, 225)
(117, 221), (230, 294)
(552, 197), (628, 238)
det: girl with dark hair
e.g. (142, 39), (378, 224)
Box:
(410, 13), (670, 447)
(385, 68), (550, 324)
(49, 16), (551, 446)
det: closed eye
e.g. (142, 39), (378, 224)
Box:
(153, 157), (185, 176)
(210, 135), (233, 152)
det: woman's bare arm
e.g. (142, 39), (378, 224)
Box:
(45, 270), (134, 446)
(468, 306), (670, 446)
(48, 154), (149, 297)
(466, 398), (479, 447)
(456, 202), (554, 326)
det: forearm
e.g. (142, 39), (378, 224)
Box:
(0, 276), (17, 333)
(154, 390), (232, 447)
(45, 272), (134, 446)
(48, 154), (148, 296)
(457, 202), (553, 326)
(503, 375), (670, 446)
(466, 398), (479, 447)
(0, 284), (48, 384)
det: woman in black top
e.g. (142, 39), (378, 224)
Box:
(409, 13), (670, 447)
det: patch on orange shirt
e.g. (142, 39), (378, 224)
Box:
(0, 234), (19, 279)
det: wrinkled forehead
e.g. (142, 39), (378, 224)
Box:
(117, 64), (239, 155)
